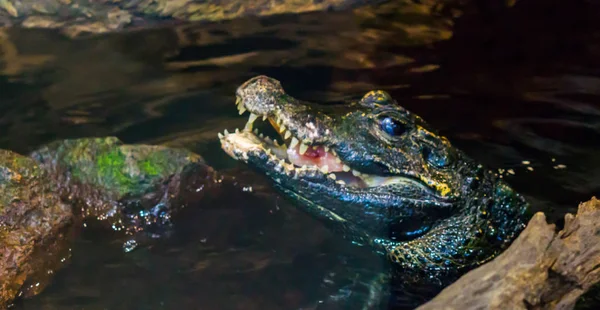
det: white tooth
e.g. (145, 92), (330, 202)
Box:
(248, 113), (258, 124)
(224, 129), (230, 135)
(265, 137), (272, 143)
(265, 148), (271, 155)
(342, 165), (350, 172)
(336, 180), (346, 185)
(239, 106), (246, 115)
(335, 157), (341, 163)
(290, 137), (299, 148)
(352, 170), (361, 176)
(218, 133), (224, 139)
(235, 97), (241, 106)
(321, 165), (329, 174)
(284, 131), (292, 139)
(299, 143), (308, 155)
(301, 165), (308, 170)
(324, 146), (330, 152)
(279, 159), (285, 166)
(262, 115), (267, 121)
(253, 128), (258, 134)
(235, 128), (240, 133)
(280, 125), (286, 133)
(259, 133), (264, 138)
(328, 173), (336, 180)
(274, 140), (279, 146)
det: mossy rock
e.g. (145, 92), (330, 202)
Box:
(0, 149), (73, 308)
(31, 136), (203, 198)
(30, 137), (212, 240)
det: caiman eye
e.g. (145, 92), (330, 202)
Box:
(423, 147), (450, 168)
(378, 116), (406, 137)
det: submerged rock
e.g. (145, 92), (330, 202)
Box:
(1, 137), (224, 307)
(0, 150), (73, 308)
(30, 136), (217, 241)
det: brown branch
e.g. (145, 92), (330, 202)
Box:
(418, 197), (600, 310)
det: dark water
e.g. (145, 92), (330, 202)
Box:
(2, 0), (600, 309)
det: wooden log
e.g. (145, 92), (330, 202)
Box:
(418, 197), (600, 310)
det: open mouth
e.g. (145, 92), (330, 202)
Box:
(218, 97), (436, 192)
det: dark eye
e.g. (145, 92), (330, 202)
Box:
(379, 116), (406, 137)
(423, 147), (449, 168)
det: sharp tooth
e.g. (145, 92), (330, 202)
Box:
(284, 131), (292, 139)
(301, 165), (307, 170)
(280, 125), (287, 133)
(274, 140), (279, 146)
(328, 173), (336, 180)
(352, 170), (361, 176)
(218, 132), (224, 139)
(265, 148), (272, 155)
(235, 128), (240, 133)
(335, 157), (341, 163)
(248, 113), (258, 124)
(224, 129), (229, 135)
(342, 165), (351, 172)
(290, 137), (299, 149)
(253, 129), (258, 134)
(265, 137), (273, 143)
(239, 106), (246, 115)
(262, 115), (267, 121)
(336, 180), (346, 185)
(259, 133), (264, 138)
(235, 97), (241, 106)
(299, 143), (308, 155)
(279, 159), (285, 166)
(324, 146), (330, 152)
(320, 165), (329, 174)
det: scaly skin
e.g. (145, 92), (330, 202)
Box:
(219, 76), (531, 307)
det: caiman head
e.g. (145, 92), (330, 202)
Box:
(219, 76), (530, 283)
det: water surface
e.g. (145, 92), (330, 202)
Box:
(2, 0), (600, 309)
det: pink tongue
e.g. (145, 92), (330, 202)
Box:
(287, 145), (345, 171)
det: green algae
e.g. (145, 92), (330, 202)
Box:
(95, 148), (137, 195)
(31, 137), (204, 198)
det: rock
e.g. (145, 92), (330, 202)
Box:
(0, 0), (381, 37)
(0, 149), (73, 309)
(418, 197), (600, 310)
(1, 137), (225, 308)
(30, 136), (218, 242)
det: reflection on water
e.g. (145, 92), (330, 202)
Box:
(2, 0), (600, 309)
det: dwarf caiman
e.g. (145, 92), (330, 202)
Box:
(219, 76), (531, 308)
